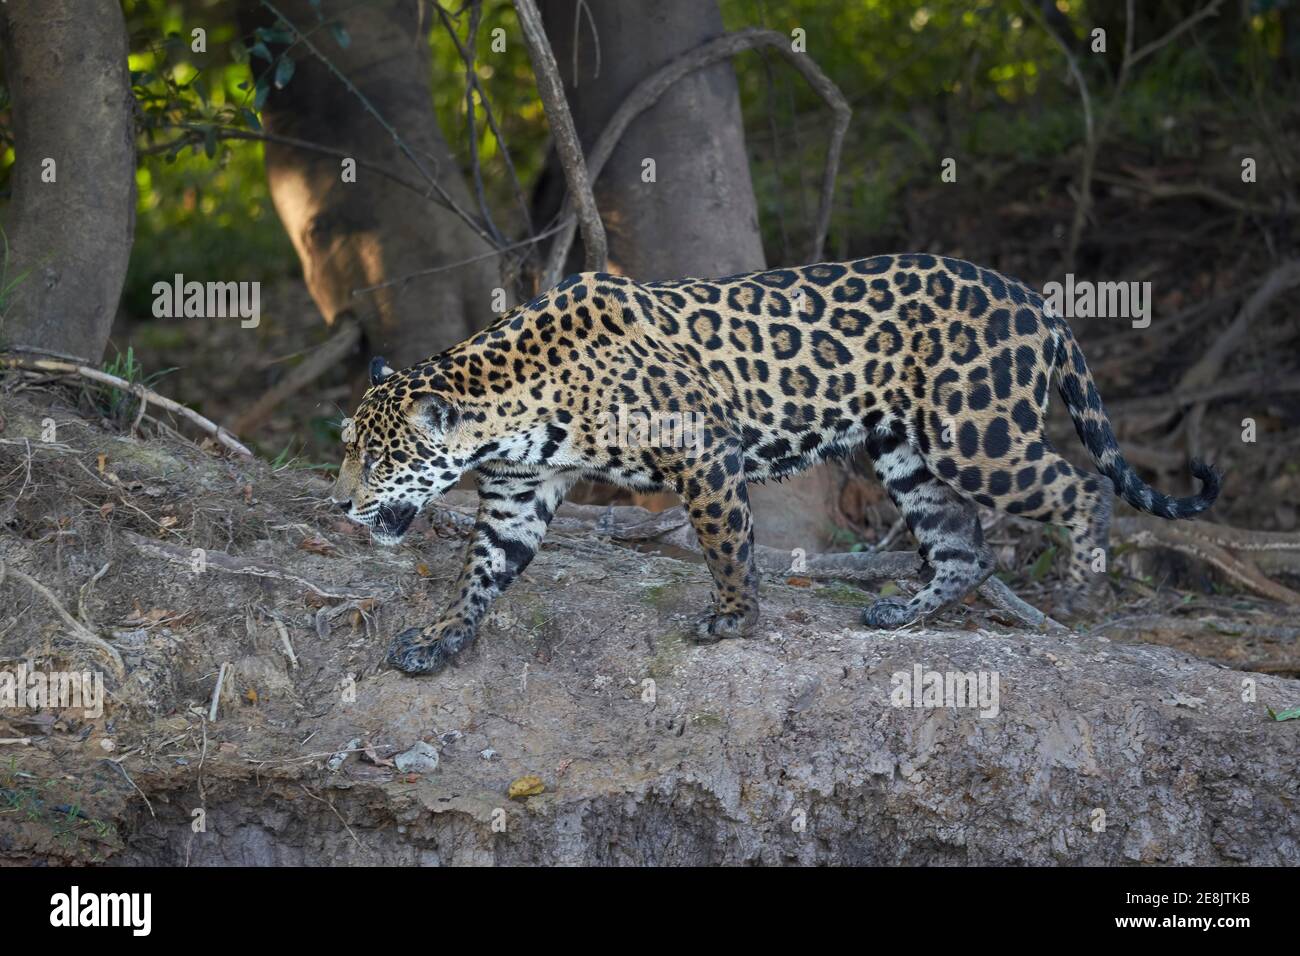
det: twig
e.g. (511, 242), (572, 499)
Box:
(1177, 259), (1300, 458)
(514, 0), (607, 277)
(125, 532), (378, 602)
(1179, 260), (1300, 392)
(541, 27), (850, 286)
(274, 619), (299, 669)
(78, 562), (110, 629)
(1115, 521), (1300, 606)
(231, 317), (362, 435)
(299, 785), (362, 849)
(1024, 0), (1226, 269)
(106, 759), (155, 818)
(0, 738), (33, 746)
(1094, 171), (1293, 217)
(0, 560), (125, 677)
(161, 125), (447, 212)
(352, 217), (572, 296)
(258, 0), (497, 249)
(435, 2), (530, 244)
(1128, 0), (1225, 68)
(209, 662), (228, 722)
(0, 355), (253, 458)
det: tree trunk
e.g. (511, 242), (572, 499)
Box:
(0, 0), (135, 363)
(537, 0), (844, 550)
(242, 0), (499, 372)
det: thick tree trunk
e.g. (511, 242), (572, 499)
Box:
(243, 0), (498, 371)
(0, 0), (135, 362)
(537, 0), (843, 549)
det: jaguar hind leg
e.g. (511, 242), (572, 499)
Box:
(863, 429), (995, 628)
(671, 435), (760, 641)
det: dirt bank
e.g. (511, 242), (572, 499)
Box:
(1, 388), (1296, 865)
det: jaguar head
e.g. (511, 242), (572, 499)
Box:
(330, 357), (466, 545)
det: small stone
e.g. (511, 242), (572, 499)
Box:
(508, 774), (545, 799)
(394, 741), (440, 774)
(479, 748), (498, 761)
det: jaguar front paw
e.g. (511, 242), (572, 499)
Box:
(691, 606), (759, 644)
(862, 598), (917, 629)
(385, 619), (477, 675)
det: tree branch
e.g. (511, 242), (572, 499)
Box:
(541, 27), (851, 286)
(514, 0), (607, 279)
(0, 354), (253, 458)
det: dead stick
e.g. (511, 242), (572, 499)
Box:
(209, 662), (228, 722)
(232, 318), (362, 435)
(1119, 526), (1300, 605)
(0, 560), (125, 677)
(0, 355), (253, 458)
(547, 501), (1060, 630)
(515, 0), (607, 276)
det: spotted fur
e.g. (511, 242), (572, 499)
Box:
(332, 255), (1221, 674)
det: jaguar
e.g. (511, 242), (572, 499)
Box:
(330, 255), (1220, 674)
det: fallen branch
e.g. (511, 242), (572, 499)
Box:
(125, 532), (378, 602)
(231, 318), (362, 435)
(515, 0), (607, 278)
(1095, 171), (1293, 217)
(542, 26), (851, 285)
(1109, 371), (1300, 417)
(1178, 260), (1300, 457)
(1179, 260), (1300, 393)
(1114, 519), (1300, 606)
(543, 500), (1061, 630)
(0, 354), (253, 458)
(0, 560), (125, 677)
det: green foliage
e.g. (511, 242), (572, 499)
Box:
(722, 0), (1294, 256)
(119, 1), (297, 315)
(0, 0), (1290, 324)
(99, 345), (177, 425)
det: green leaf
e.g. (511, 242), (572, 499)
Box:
(203, 126), (217, 159)
(249, 41), (271, 62)
(274, 55), (296, 90)
(254, 75), (272, 110)
(1268, 706), (1300, 721)
(240, 108), (262, 131)
(1030, 546), (1056, 581)
(257, 26), (294, 44)
(330, 23), (351, 48)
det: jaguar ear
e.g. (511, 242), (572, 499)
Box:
(419, 393), (461, 433)
(369, 356), (396, 386)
